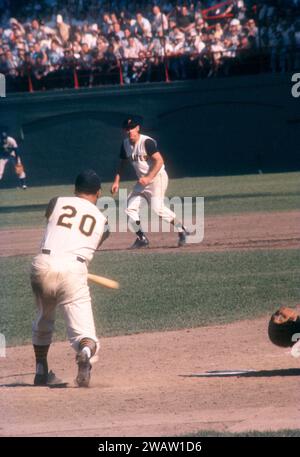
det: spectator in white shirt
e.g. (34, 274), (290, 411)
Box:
(124, 36), (144, 59)
(121, 27), (131, 48)
(56, 14), (70, 43)
(152, 5), (168, 35)
(135, 12), (152, 38)
(148, 30), (170, 57)
(81, 23), (98, 49)
(193, 33), (206, 54)
(112, 22), (125, 40)
(48, 39), (63, 68)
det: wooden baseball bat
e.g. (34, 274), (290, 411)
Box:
(87, 273), (119, 290)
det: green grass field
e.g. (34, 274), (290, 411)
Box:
(0, 172), (299, 228)
(1, 171), (299, 346)
(1, 171), (299, 436)
(1, 249), (299, 346)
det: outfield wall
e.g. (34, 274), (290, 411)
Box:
(1, 73), (299, 187)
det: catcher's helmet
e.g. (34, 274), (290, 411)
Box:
(268, 317), (300, 348)
(1, 131), (7, 141)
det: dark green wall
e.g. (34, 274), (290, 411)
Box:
(1, 73), (299, 187)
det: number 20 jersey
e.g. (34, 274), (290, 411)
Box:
(41, 196), (107, 262)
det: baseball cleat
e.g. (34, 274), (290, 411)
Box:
(178, 231), (187, 247)
(178, 227), (196, 247)
(34, 370), (64, 386)
(129, 237), (149, 249)
(76, 350), (92, 387)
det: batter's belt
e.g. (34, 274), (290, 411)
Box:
(41, 248), (86, 263)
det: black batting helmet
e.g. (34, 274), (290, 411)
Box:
(75, 169), (101, 194)
(268, 317), (300, 348)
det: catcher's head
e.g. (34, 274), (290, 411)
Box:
(268, 306), (300, 348)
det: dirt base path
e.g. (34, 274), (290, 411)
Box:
(1, 211), (299, 257)
(1, 318), (300, 437)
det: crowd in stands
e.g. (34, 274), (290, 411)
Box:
(0, 0), (299, 92)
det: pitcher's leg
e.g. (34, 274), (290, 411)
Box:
(125, 190), (143, 223)
(126, 189), (149, 248)
(150, 173), (189, 246)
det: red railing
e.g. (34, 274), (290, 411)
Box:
(202, 0), (234, 15)
(8, 45), (293, 93)
(19, 48), (267, 92)
(202, 0), (235, 22)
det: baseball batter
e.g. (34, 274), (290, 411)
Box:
(0, 132), (27, 189)
(31, 170), (109, 387)
(111, 117), (189, 248)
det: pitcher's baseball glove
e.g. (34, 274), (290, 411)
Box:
(268, 306), (300, 347)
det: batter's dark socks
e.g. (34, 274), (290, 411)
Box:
(33, 344), (50, 374)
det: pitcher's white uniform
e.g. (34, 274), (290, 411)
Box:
(120, 134), (176, 223)
(31, 196), (107, 353)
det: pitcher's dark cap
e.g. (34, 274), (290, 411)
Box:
(122, 116), (141, 130)
(75, 169), (101, 194)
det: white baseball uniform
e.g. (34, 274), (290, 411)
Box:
(120, 134), (176, 223)
(0, 136), (26, 180)
(31, 196), (107, 354)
